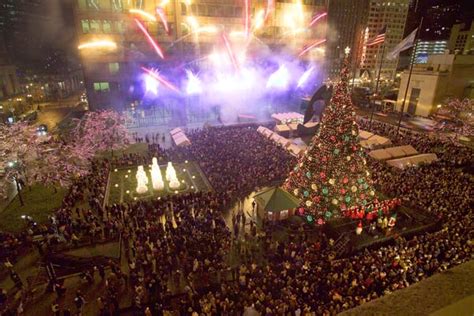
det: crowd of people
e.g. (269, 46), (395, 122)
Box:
(0, 121), (472, 315)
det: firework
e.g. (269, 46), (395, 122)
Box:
(264, 0), (274, 21)
(144, 74), (159, 95)
(135, 19), (165, 59)
(185, 70), (203, 95)
(309, 12), (327, 27)
(254, 9), (265, 30)
(129, 9), (157, 22)
(142, 67), (180, 93)
(78, 40), (117, 50)
(297, 66), (314, 88)
(298, 39), (326, 57)
(244, 0), (251, 38)
(222, 33), (240, 71)
(266, 65), (289, 89)
(156, 7), (169, 33)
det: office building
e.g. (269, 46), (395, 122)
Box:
(326, 0), (370, 78)
(448, 21), (474, 54)
(361, 0), (410, 80)
(396, 53), (474, 117)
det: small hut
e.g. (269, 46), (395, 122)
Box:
(254, 187), (301, 221)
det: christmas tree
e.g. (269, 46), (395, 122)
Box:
(284, 53), (379, 223)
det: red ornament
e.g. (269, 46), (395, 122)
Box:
(343, 177), (349, 184)
(331, 136), (336, 142)
(340, 188), (346, 194)
(312, 196), (321, 203)
(320, 172), (326, 179)
(298, 207), (305, 215)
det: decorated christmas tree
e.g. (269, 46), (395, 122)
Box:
(284, 53), (394, 223)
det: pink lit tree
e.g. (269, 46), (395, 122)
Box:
(71, 110), (131, 156)
(0, 122), (95, 205)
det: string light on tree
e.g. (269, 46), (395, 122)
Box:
(283, 53), (398, 224)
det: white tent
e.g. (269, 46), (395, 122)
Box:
(368, 149), (393, 161)
(360, 135), (392, 149)
(271, 112), (304, 124)
(400, 145), (418, 156)
(277, 137), (292, 148)
(170, 127), (183, 136)
(386, 153), (437, 169)
(385, 146), (409, 159)
(359, 130), (375, 140)
(173, 134), (191, 147)
(288, 144), (304, 156)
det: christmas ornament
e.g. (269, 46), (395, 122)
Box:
(351, 186), (357, 192)
(322, 187), (329, 195)
(356, 221), (363, 235)
(331, 199), (338, 205)
(303, 191), (309, 197)
(329, 178), (336, 185)
(305, 200), (313, 207)
(324, 211), (332, 219)
(343, 177), (349, 184)
(293, 189), (299, 196)
(306, 171), (312, 178)
(346, 156), (351, 161)
(311, 183), (318, 190)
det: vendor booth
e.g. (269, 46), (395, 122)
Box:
(253, 187), (301, 221)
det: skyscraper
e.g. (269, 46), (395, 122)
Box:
(326, 0), (370, 78)
(361, 0), (410, 80)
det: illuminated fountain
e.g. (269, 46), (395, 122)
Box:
(136, 165), (149, 194)
(166, 162), (181, 189)
(151, 157), (164, 191)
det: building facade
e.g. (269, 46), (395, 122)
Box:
(361, 0), (410, 80)
(396, 53), (474, 117)
(74, 0), (326, 110)
(412, 40), (448, 63)
(448, 21), (474, 54)
(326, 0), (409, 81)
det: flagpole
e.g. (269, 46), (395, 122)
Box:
(369, 43), (386, 127)
(396, 18), (423, 136)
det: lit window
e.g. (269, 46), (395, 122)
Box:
(94, 82), (110, 92)
(86, 0), (100, 10)
(109, 63), (120, 74)
(111, 0), (123, 11)
(103, 20), (113, 33)
(90, 20), (101, 33)
(116, 21), (126, 33)
(81, 20), (90, 33)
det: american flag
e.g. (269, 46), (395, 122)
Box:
(367, 26), (386, 46)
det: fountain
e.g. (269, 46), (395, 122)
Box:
(136, 165), (149, 194)
(165, 162), (181, 189)
(151, 157), (164, 191)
